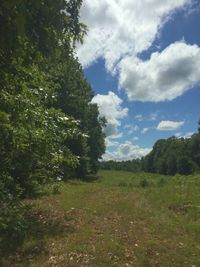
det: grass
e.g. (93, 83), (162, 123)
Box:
(2, 170), (200, 266)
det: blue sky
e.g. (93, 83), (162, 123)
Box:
(76, 0), (200, 161)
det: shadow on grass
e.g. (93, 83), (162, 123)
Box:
(1, 202), (75, 266)
(67, 174), (100, 185)
(83, 174), (100, 183)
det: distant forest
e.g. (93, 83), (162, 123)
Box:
(101, 122), (200, 175)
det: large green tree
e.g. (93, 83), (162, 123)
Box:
(48, 47), (105, 177)
(141, 124), (200, 175)
(0, 0), (105, 256)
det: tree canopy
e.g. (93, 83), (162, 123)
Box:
(0, 0), (105, 255)
(101, 123), (200, 176)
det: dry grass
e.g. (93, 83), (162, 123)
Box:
(3, 170), (200, 266)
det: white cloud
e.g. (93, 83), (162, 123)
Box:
(77, 1), (200, 103)
(135, 112), (159, 122)
(77, 0), (191, 72)
(157, 120), (184, 131)
(109, 132), (123, 139)
(91, 91), (128, 137)
(175, 131), (194, 138)
(124, 124), (139, 135)
(175, 132), (182, 138)
(141, 128), (149, 134)
(132, 137), (139, 142)
(135, 114), (143, 121)
(102, 141), (151, 161)
(148, 112), (158, 121)
(183, 132), (194, 138)
(105, 138), (119, 147)
(119, 41), (200, 102)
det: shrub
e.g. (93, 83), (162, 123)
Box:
(0, 201), (28, 252)
(0, 173), (30, 259)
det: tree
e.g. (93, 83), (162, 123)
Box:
(48, 50), (105, 177)
(177, 156), (193, 175)
(188, 133), (200, 169)
(0, 0), (85, 61)
(86, 104), (106, 173)
(0, 0), (105, 255)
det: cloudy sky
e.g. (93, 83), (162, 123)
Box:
(76, 0), (200, 161)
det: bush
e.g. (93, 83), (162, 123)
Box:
(0, 174), (29, 260)
(0, 200), (28, 261)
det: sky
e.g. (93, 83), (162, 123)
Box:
(76, 0), (200, 161)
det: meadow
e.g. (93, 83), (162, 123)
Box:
(3, 170), (200, 267)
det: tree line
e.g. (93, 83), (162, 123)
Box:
(100, 159), (141, 172)
(101, 122), (200, 175)
(0, 0), (105, 255)
(142, 123), (200, 175)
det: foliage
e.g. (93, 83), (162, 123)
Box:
(1, 50), (80, 197)
(0, 174), (27, 259)
(101, 123), (200, 176)
(0, 0), (105, 257)
(142, 130), (200, 175)
(50, 48), (105, 177)
(0, 0), (85, 61)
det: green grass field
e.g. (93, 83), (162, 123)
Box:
(3, 171), (200, 267)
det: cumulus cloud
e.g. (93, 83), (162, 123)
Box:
(105, 138), (119, 147)
(91, 91), (128, 137)
(109, 132), (123, 140)
(77, 1), (200, 103)
(157, 120), (184, 131)
(102, 141), (151, 161)
(77, 0), (191, 72)
(119, 41), (200, 102)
